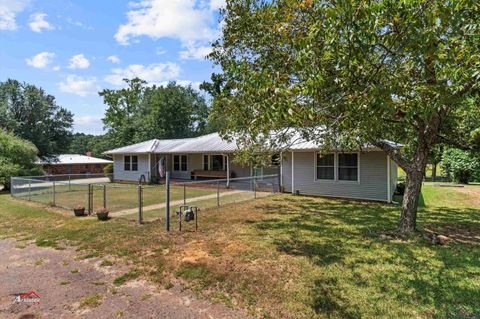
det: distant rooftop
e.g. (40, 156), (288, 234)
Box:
(37, 154), (113, 165)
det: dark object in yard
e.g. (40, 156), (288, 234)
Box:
(96, 208), (109, 221)
(395, 182), (405, 195)
(423, 230), (450, 245)
(73, 206), (86, 217)
(176, 205), (198, 231)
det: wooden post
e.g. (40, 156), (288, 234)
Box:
(28, 180), (31, 201)
(253, 176), (257, 199)
(68, 175), (71, 192)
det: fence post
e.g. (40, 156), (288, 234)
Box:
(103, 184), (107, 209)
(217, 180), (220, 207)
(28, 180), (31, 201)
(68, 175), (71, 192)
(138, 185), (143, 224)
(166, 172), (170, 231)
(253, 176), (257, 199)
(52, 181), (56, 206)
(183, 184), (186, 205)
(87, 184), (92, 214)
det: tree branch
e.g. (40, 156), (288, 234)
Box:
(373, 140), (410, 171)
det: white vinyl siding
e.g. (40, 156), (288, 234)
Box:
(282, 151), (389, 202)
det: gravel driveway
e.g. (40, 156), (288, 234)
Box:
(0, 239), (248, 319)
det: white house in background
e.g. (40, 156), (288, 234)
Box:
(104, 132), (398, 202)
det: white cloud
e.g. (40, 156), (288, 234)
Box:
(158, 79), (202, 90)
(0, 0), (29, 31)
(52, 65), (60, 71)
(58, 75), (100, 96)
(107, 55), (120, 64)
(179, 43), (212, 60)
(209, 0), (225, 10)
(29, 12), (53, 32)
(68, 54), (90, 69)
(115, 0), (220, 60)
(104, 62), (181, 86)
(155, 47), (166, 55)
(25, 51), (55, 69)
(74, 115), (104, 135)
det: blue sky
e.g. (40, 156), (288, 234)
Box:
(0, 0), (224, 134)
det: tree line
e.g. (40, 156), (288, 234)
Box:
(0, 78), (218, 188)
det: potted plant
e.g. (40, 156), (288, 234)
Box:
(96, 208), (109, 221)
(73, 205), (86, 217)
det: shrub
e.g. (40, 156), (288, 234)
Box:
(440, 148), (480, 184)
(103, 163), (113, 176)
(395, 182), (405, 195)
(0, 130), (42, 190)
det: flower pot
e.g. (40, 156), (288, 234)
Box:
(73, 208), (86, 217)
(96, 211), (109, 221)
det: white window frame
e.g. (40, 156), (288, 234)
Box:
(314, 152), (360, 184)
(124, 155), (131, 171)
(209, 154), (225, 171)
(315, 153), (336, 181)
(173, 154), (188, 172)
(337, 152), (360, 183)
(202, 154), (210, 171)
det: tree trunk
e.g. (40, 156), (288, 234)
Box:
(432, 163), (437, 182)
(399, 169), (424, 234)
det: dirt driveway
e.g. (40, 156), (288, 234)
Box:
(0, 239), (248, 319)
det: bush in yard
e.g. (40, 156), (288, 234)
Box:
(0, 130), (42, 190)
(440, 148), (480, 184)
(395, 182), (405, 196)
(103, 163), (113, 176)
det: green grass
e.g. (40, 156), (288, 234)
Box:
(80, 293), (103, 308)
(16, 183), (222, 213)
(0, 185), (479, 318)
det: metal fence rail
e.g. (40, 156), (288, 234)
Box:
(10, 173), (280, 227)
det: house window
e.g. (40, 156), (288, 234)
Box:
(124, 155), (138, 171)
(181, 155), (187, 171)
(203, 155), (209, 170)
(211, 155), (224, 171)
(124, 156), (131, 171)
(316, 154), (335, 180)
(338, 153), (358, 181)
(131, 155), (138, 171)
(271, 154), (280, 166)
(173, 155), (188, 172)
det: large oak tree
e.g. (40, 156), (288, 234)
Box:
(208, 0), (480, 234)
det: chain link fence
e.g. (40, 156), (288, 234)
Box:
(10, 174), (280, 227)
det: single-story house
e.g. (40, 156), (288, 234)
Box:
(37, 153), (113, 175)
(104, 132), (398, 202)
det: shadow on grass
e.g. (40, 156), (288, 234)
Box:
(251, 196), (480, 317)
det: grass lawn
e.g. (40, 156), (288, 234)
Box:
(1, 183), (479, 318)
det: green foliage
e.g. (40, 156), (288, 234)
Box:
(103, 163), (113, 176)
(441, 148), (480, 184)
(99, 78), (214, 147)
(0, 130), (42, 190)
(68, 133), (113, 158)
(207, 0), (480, 231)
(0, 79), (74, 157)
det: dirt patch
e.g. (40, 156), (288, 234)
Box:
(0, 238), (249, 319)
(456, 187), (480, 208)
